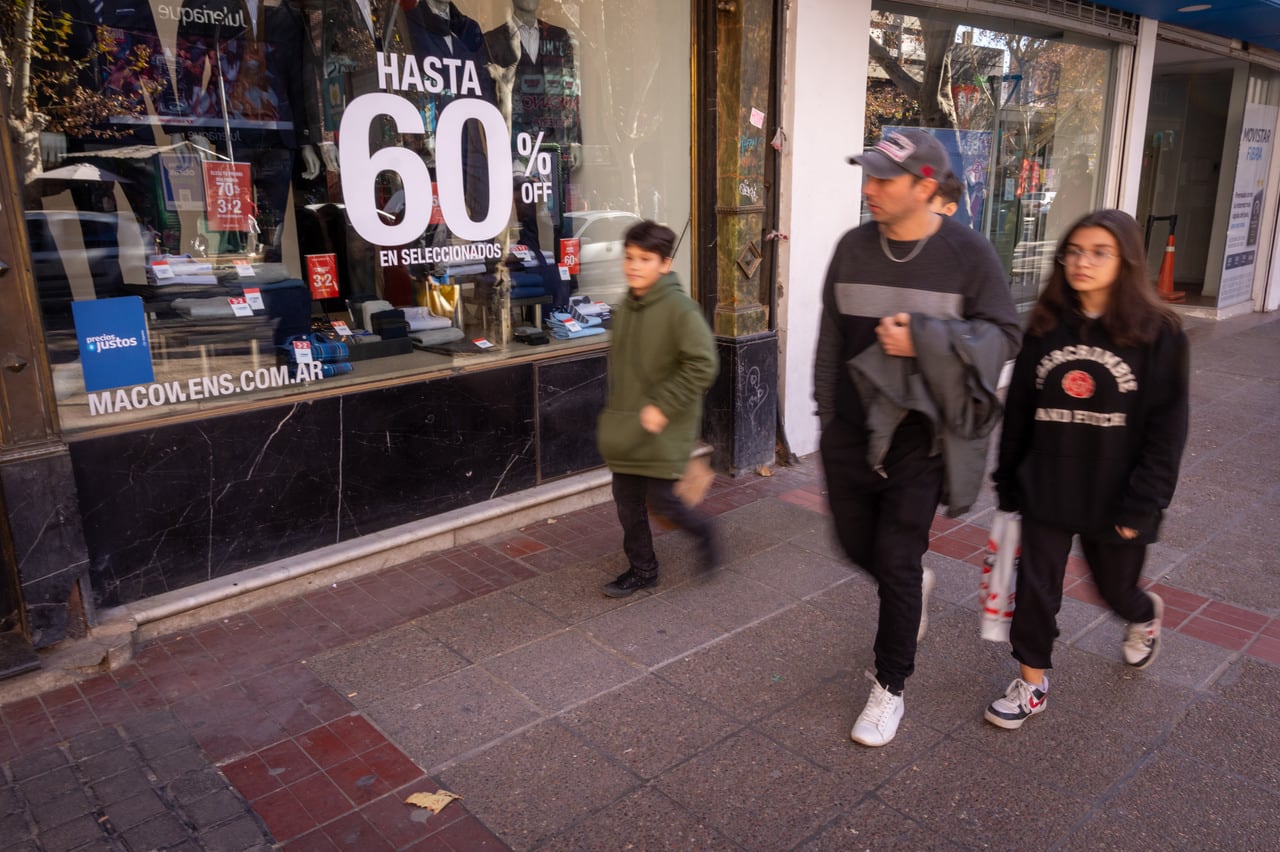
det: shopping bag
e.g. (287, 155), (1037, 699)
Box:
(673, 456), (715, 508)
(980, 511), (1019, 642)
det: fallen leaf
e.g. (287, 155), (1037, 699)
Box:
(406, 791), (462, 813)
(757, 465), (773, 477)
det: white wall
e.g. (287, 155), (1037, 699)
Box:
(776, 0), (871, 457)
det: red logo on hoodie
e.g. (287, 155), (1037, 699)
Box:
(1062, 370), (1095, 399)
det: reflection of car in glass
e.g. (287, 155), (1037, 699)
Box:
(1023, 191), (1056, 217)
(561, 210), (642, 304)
(25, 211), (155, 332)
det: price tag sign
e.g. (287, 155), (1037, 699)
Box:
(228, 297), (253, 317)
(564, 318), (582, 332)
(558, 264), (571, 281)
(234, 260), (256, 277)
(202, 162), (254, 231)
(306, 253), (340, 299)
(292, 340), (315, 364)
(243, 288), (265, 310)
(151, 260), (174, 279)
(331, 321), (352, 337)
(559, 238), (580, 274)
(472, 337), (494, 349)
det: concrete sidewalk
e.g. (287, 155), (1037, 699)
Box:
(2, 311), (1279, 850)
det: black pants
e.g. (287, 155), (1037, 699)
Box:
(820, 424), (944, 693)
(612, 473), (714, 578)
(1010, 516), (1155, 670)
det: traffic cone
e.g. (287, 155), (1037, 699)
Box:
(1156, 233), (1185, 303)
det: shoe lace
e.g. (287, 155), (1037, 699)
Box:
(863, 672), (898, 725)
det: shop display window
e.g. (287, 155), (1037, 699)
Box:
(865, 3), (1115, 310)
(5, 0), (691, 431)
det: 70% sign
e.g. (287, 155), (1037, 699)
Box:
(518, 130), (555, 204)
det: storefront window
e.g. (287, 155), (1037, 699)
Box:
(4, 0), (691, 431)
(865, 3), (1115, 310)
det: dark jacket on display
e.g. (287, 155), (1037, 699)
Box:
(597, 274), (718, 479)
(993, 307), (1190, 539)
(849, 314), (1014, 516)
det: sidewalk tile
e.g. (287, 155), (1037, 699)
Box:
(1177, 616), (1254, 651)
(1246, 635), (1280, 666)
(480, 628), (643, 714)
(1201, 601), (1270, 632)
(655, 729), (846, 850)
(321, 810), (396, 851)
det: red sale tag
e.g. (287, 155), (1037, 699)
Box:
(306, 253), (340, 299)
(202, 162), (254, 231)
(292, 340), (314, 364)
(560, 238), (580, 274)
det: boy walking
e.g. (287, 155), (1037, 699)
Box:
(597, 221), (719, 597)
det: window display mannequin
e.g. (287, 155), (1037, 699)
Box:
(485, 0), (581, 302)
(484, 0), (582, 171)
(174, 0), (324, 258)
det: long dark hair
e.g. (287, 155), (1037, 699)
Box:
(1028, 209), (1181, 347)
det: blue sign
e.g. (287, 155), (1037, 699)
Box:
(72, 297), (155, 392)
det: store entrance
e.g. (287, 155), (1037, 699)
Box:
(1137, 43), (1241, 305)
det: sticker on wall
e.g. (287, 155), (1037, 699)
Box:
(749, 107), (765, 129)
(72, 297), (154, 393)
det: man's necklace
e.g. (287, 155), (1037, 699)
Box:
(879, 229), (932, 263)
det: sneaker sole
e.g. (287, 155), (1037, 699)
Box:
(984, 707), (1033, 730)
(1126, 591), (1164, 669)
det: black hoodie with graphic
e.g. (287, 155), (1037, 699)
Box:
(994, 308), (1190, 541)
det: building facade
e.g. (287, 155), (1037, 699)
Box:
(779, 0), (1280, 459)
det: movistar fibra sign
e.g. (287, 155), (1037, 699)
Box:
(72, 297), (155, 393)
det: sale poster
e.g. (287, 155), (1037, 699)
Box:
(560, 238), (581, 274)
(307, 253), (341, 299)
(202, 162), (254, 231)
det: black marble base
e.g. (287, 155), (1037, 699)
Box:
(69, 352), (610, 608)
(0, 630), (40, 680)
(0, 449), (91, 648)
(705, 332), (778, 475)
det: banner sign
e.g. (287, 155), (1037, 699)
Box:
(307, 253), (341, 299)
(202, 162), (254, 231)
(1219, 104), (1277, 307)
(72, 296), (154, 393)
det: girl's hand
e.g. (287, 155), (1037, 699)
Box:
(1116, 525), (1139, 540)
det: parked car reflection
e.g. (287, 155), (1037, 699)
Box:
(561, 210), (642, 304)
(24, 210), (155, 338)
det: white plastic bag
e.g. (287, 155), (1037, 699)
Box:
(980, 511), (1019, 642)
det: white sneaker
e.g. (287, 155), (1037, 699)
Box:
(918, 567), (936, 641)
(1123, 591), (1164, 669)
(850, 673), (904, 747)
(984, 676), (1048, 730)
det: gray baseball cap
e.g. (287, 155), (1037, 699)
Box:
(848, 129), (951, 180)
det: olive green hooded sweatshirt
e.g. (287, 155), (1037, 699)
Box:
(596, 273), (718, 479)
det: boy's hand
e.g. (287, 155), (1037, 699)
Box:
(876, 312), (915, 357)
(640, 404), (669, 434)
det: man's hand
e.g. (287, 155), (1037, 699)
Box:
(876, 312), (915, 357)
(640, 404), (669, 434)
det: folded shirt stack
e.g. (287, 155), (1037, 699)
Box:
(546, 311), (607, 340)
(569, 297), (612, 327)
(400, 306), (453, 331)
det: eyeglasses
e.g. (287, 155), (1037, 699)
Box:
(1057, 247), (1118, 266)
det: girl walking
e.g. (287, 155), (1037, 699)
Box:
(985, 209), (1190, 729)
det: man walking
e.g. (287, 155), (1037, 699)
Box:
(815, 129), (1020, 746)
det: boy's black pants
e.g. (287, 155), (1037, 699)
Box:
(820, 423), (944, 694)
(612, 473), (713, 578)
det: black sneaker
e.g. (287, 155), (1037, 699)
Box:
(603, 570), (658, 598)
(700, 531), (721, 572)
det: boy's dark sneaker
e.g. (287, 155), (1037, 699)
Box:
(603, 570), (658, 598)
(984, 676), (1048, 730)
(700, 532), (721, 572)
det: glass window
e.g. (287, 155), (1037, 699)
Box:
(4, 0), (691, 431)
(865, 3), (1116, 310)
